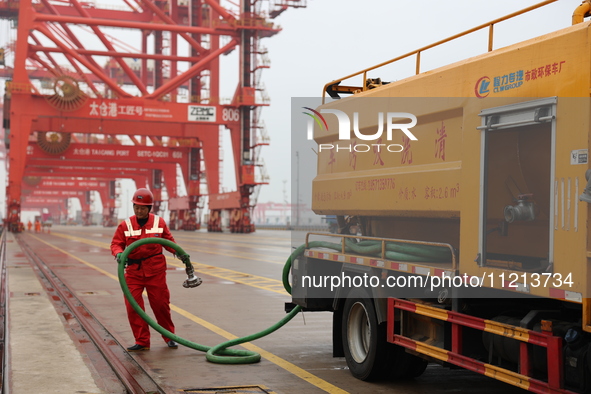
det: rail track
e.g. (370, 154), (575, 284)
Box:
(14, 233), (174, 394)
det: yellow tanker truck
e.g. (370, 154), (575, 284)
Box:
(291, 1), (591, 393)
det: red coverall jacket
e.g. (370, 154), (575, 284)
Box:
(111, 213), (177, 346)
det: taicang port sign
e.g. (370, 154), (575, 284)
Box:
(27, 143), (187, 162)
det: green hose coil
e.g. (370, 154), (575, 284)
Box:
(118, 237), (310, 364)
(118, 236), (451, 364)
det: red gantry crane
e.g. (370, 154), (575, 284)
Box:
(22, 197), (67, 225)
(0, 0), (305, 232)
(25, 142), (199, 227)
(21, 177), (115, 225)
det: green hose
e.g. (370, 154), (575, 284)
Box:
(118, 236), (450, 364)
(300, 238), (451, 263)
(118, 237), (310, 364)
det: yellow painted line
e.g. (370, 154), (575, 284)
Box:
(170, 305), (348, 394)
(172, 232), (292, 242)
(51, 230), (288, 265)
(49, 232), (289, 295)
(189, 263), (288, 296)
(181, 245), (287, 265)
(28, 235), (119, 281)
(27, 233), (348, 394)
(172, 233), (292, 251)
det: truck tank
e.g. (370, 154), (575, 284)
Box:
(292, 2), (591, 392)
(310, 18), (591, 299)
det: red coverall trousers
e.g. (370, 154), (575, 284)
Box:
(124, 265), (175, 347)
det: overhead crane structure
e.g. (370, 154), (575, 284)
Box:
(21, 177), (116, 225)
(0, 0), (305, 232)
(26, 141), (198, 225)
(22, 196), (67, 224)
(19, 176), (156, 227)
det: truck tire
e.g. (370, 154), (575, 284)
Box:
(342, 288), (388, 380)
(404, 353), (428, 378)
(384, 330), (428, 379)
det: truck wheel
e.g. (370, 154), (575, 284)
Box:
(385, 343), (410, 379)
(407, 356), (428, 378)
(385, 333), (428, 379)
(342, 288), (387, 380)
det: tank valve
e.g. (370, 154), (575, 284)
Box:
(504, 194), (536, 223)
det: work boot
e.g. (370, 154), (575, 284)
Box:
(167, 340), (178, 349)
(127, 344), (150, 352)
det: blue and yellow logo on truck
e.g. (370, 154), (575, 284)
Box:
(475, 61), (566, 98)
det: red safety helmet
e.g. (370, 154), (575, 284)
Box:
(132, 188), (154, 206)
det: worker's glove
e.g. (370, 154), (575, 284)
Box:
(183, 263), (203, 288)
(116, 253), (123, 264)
(179, 254), (191, 265)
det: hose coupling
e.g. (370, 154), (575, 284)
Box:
(183, 264), (203, 288)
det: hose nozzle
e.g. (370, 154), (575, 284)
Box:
(183, 264), (203, 288)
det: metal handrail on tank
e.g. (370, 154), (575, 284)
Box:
(304, 232), (457, 271)
(321, 0), (559, 103)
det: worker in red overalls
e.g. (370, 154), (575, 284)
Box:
(110, 188), (201, 351)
